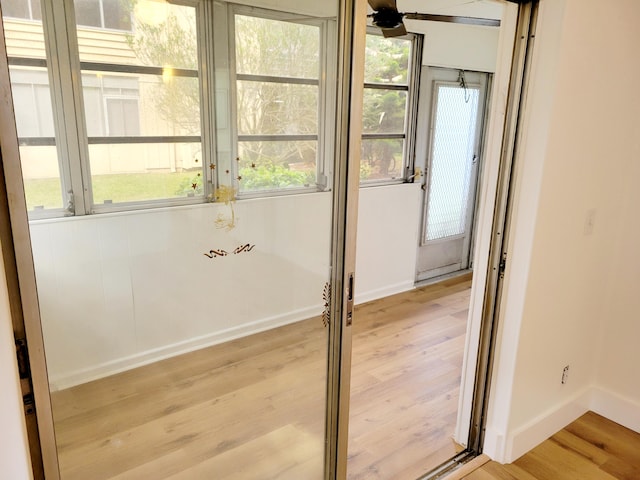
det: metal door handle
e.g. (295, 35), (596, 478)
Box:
(346, 272), (354, 326)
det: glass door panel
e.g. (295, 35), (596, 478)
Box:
(0, 0), (345, 478)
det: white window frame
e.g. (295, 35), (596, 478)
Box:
(360, 28), (422, 187)
(30, 0), (211, 217)
(3, 0), (339, 218)
(74, 0), (133, 32)
(225, 4), (336, 199)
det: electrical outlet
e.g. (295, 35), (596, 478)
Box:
(561, 365), (569, 384)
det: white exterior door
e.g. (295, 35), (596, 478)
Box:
(416, 68), (488, 282)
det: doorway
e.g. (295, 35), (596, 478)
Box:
(416, 68), (490, 283)
(0, 0), (536, 478)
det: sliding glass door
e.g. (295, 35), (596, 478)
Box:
(0, 0), (356, 478)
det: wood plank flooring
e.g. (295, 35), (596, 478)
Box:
(460, 412), (640, 480)
(50, 276), (472, 480)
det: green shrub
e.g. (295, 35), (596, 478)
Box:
(239, 162), (314, 190)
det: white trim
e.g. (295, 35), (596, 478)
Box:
(504, 388), (591, 462)
(48, 303), (324, 391)
(590, 387), (640, 435)
(354, 281), (415, 305)
(454, 2), (519, 447)
(483, 385), (640, 464)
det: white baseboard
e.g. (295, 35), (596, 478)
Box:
(590, 386), (640, 434)
(355, 281), (415, 305)
(506, 387), (592, 462)
(49, 304), (324, 391)
(487, 385), (640, 463)
(50, 281), (417, 390)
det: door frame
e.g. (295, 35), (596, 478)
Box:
(0, 0), (538, 478)
(0, 0), (362, 478)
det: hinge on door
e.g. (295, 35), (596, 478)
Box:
(15, 338), (31, 379)
(498, 252), (508, 278)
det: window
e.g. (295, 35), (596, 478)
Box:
(75, 0), (132, 31)
(360, 31), (420, 184)
(75, 1), (203, 208)
(1, 0), (337, 217)
(1, 0), (41, 21)
(232, 10), (326, 194)
(1, 0), (63, 212)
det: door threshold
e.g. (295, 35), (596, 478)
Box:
(415, 269), (473, 288)
(416, 451), (489, 480)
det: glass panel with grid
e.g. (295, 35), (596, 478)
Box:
(74, 0), (203, 206)
(360, 33), (412, 183)
(425, 84), (480, 242)
(1, 0), (64, 212)
(234, 13), (320, 194)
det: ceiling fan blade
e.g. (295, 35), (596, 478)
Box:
(403, 13), (501, 27)
(368, 0), (397, 12)
(382, 23), (407, 38)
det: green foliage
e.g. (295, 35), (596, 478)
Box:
(175, 173), (203, 196)
(239, 162), (314, 191)
(364, 35), (410, 84)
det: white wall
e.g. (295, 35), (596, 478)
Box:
(29, 184), (422, 389)
(0, 240), (34, 480)
(355, 184), (422, 303)
(412, 20), (500, 73)
(484, 0), (640, 462)
(30, 194), (333, 389)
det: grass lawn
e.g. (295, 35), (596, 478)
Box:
(24, 172), (199, 211)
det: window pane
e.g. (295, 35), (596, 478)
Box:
(362, 88), (407, 134)
(77, 1), (197, 70)
(425, 85), (480, 241)
(1, 0), (46, 58)
(235, 15), (320, 78)
(360, 138), (404, 182)
(103, 0), (132, 30)
(1, 0), (64, 213)
(237, 81), (318, 135)
(30, 0), (42, 20)
(20, 145), (64, 210)
(238, 141), (317, 192)
(81, 72), (199, 137)
(89, 143), (203, 204)
(75, 0), (102, 28)
(1, 0), (29, 19)
(364, 34), (410, 85)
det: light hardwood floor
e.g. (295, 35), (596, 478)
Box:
(50, 276), (472, 479)
(461, 412), (640, 480)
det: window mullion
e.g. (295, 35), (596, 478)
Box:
(41, 0), (92, 215)
(197, 0), (216, 200)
